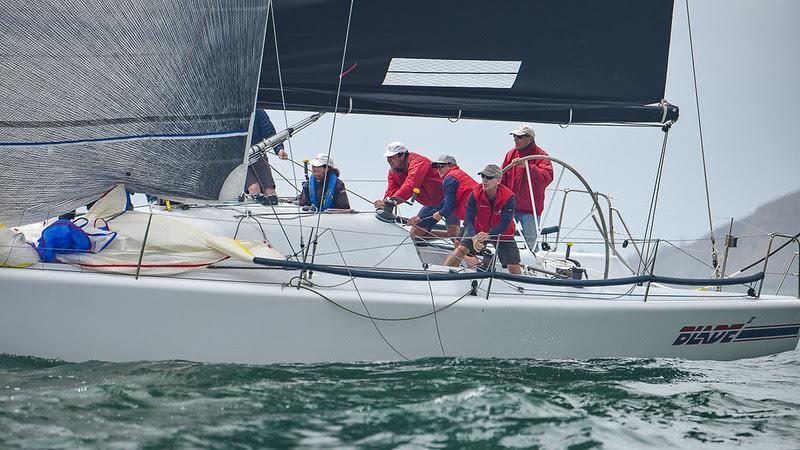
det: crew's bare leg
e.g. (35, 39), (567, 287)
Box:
(411, 226), (450, 239)
(444, 246), (469, 267)
(247, 182), (276, 196)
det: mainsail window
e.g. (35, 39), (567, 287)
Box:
(382, 58), (521, 89)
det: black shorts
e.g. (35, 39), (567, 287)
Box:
(246, 157), (276, 189)
(460, 237), (521, 266)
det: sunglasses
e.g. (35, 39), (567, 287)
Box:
(512, 134), (527, 139)
(480, 174), (497, 180)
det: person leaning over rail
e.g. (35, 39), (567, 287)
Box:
(444, 164), (522, 274)
(298, 154), (350, 212)
(408, 154), (478, 241)
(245, 109), (288, 205)
(500, 123), (553, 249)
(373, 141), (443, 237)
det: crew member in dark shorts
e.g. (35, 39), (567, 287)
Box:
(409, 154), (478, 240)
(246, 109), (288, 204)
(444, 164), (521, 274)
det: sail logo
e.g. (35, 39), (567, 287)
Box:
(672, 324), (744, 346)
(672, 322), (800, 346)
(383, 58), (522, 89)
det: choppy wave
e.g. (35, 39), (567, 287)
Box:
(1, 353), (799, 449)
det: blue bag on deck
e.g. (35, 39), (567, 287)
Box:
(35, 220), (92, 263)
(34, 218), (117, 263)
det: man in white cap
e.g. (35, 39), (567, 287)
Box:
(374, 142), (444, 233)
(408, 154), (478, 239)
(298, 153), (350, 211)
(444, 164), (521, 274)
(500, 123), (554, 248)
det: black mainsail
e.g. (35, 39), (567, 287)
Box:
(257, 0), (679, 124)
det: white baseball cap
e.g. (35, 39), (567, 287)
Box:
(382, 141), (408, 157)
(309, 153), (334, 168)
(510, 124), (535, 138)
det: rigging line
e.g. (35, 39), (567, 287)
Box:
(267, 164), (303, 194)
(540, 166), (566, 228)
(522, 156), (542, 238)
(329, 231), (409, 361)
(425, 270), (447, 357)
(243, 213), (312, 222)
(282, 157), (378, 206)
(304, 230), (471, 314)
(232, 215), (246, 239)
(297, 283), (473, 322)
(343, 187), (376, 206)
(637, 127), (671, 275)
(371, 234), (414, 268)
(685, 0), (719, 277)
(662, 239), (716, 271)
(235, 212), (271, 244)
(309, 241), (416, 258)
(503, 283), (752, 301)
(554, 122), (664, 128)
(314, 0), (356, 240)
(269, 1), (305, 248)
(732, 218), (771, 235)
(289, 233), (418, 288)
(501, 278), (638, 301)
(259, 203), (298, 258)
(730, 231), (800, 275)
(253, 99), (668, 127)
(240, 0), (272, 222)
(290, 230), (468, 320)
(541, 207), (597, 259)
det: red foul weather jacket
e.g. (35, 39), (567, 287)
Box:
(444, 166), (479, 220)
(500, 143), (554, 215)
(472, 184), (516, 240)
(384, 152), (443, 206)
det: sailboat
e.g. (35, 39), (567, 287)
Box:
(1, 0), (798, 363)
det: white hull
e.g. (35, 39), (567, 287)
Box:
(2, 204), (798, 363)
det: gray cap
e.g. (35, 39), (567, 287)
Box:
(431, 154), (457, 167)
(510, 123), (535, 138)
(478, 164), (502, 178)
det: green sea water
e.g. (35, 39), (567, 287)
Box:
(1, 352), (799, 449)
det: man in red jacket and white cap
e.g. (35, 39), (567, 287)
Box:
(500, 124), (554, 249)
(374, 142), (444, 237)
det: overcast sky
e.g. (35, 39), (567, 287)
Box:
(265, 0), (799, 245)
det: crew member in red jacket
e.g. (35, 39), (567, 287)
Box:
(408, 154), (478, 239)
(373, 142), (444, 237)
(444, 164), (521, 274)
(500, 124), (554, 249)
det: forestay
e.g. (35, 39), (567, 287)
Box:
(0, 0), (269, 226)
(258, 0), (679, 124)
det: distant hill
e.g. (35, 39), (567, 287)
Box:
(643, 191), (799, 296)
